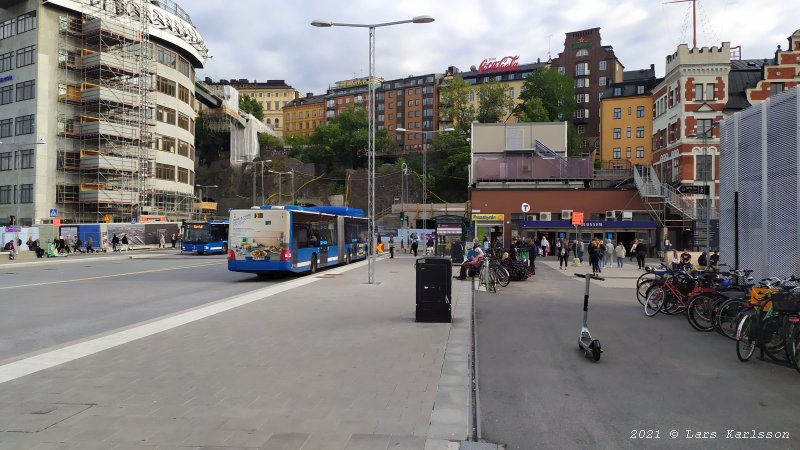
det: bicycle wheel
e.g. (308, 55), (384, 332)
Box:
(760, 315), (788, 364)
(644, 286), (665, 317)
(496, 266), (510, 287)
(786, 320), (800, 374)
(686, 295), (715, 332)
(716, 299), (747, 340)
(487, 268), (497, 293)
(636, 273), (660, 305)
(736, 314), (756, 362)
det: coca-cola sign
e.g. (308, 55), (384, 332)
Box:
(477, 56), (520, 74)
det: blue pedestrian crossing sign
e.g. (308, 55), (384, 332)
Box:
(131, 216), (137, 224)
(49, 208), (58, 218)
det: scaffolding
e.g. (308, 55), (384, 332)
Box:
(57, 1), (155, 223)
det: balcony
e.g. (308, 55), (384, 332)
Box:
(82, 52), (139, 75)
(80, 155), (139, 173)
(79, 185), (137, 204)
(472, 155), (593, 183)
(80, 121), (141, 140)
(82, 85), (140, 107)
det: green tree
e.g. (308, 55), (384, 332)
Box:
(428, 131), (471, 202)
(194, 111), (230, 167)
(304, 107), (390, 173)
(516, 68), (576, 123)
(258, 133), (283, 151)
(477, 80), (514, 124)
(239, 94), (264, 121)
(439, 75), (475, 135)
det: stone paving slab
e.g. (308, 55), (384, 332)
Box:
(0, 254), (471, 449)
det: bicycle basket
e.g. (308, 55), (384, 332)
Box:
(772, 289), (800, 313)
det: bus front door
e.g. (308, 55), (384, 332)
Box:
(319, 244), (329, 266)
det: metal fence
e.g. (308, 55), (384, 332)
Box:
(719, 87), (799, 280)
(472, 155), (593, 182)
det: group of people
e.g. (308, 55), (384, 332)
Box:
(455, 235), (536, 281)
(405, 233), (437, 258)
(669, 248), (719, 270)
(110, 233), (129, 252)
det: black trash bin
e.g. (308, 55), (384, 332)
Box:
(415, 256), (452, 322)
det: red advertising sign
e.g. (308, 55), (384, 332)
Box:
(477, 56), (520, 74)
(571, 212), (584, 226)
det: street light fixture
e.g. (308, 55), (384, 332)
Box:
(312, 15), (434, 285)
(395, 127), (453, 228)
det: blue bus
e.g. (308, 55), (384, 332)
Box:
(182, 220), (229, 254)
(227, 205), (368, 275)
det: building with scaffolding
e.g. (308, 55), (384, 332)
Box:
(0, 0), (207, 225)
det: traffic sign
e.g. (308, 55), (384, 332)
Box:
(49, 208), (58, 218)
(53, 218), (61, 227)
(677, 185), (710, 195)
(521, 202), (530, 213)
(131, 216), (137, 224)
(571, 211), (584, 226)
(103, 214), (110, 223)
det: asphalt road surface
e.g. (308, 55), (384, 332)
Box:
(475, 263), (800, 449)
(0, 251), (286, 361)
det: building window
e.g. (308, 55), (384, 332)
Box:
(0, 185), (9, 204)
(177, 140), (190, 157)
(626, 127), (632, 138)
(177, 167), (189, 184)
(576, 49), (589, 57)
(637, 85), (645, 95)
(16, 45), (36, 67)
(577, 124), (586, 134)
(16, 11), (36, 34)
(626, 147), (632, 158)
(613, 108), (621, 119)
(155, 163), (175, 181)
(576, 109), (585, 119)
(178, 113), (191, 132)
(706, 84), (715, 101)
(770, 82), (784, 95)
(613, 87), (621, 96)
(157, 76), (176, 96)
(17, 148), (34, 169)
(508, 87), (514, 99)
(637, 106), (645, 117)
(696, 155), (712, 180)
(557, 66), (565, 74)
(0, 118), (11, 138)
(0, 51), (12, 72)
(178, 57), (192, 79)
(156, 46), (176, 68)
(15, 115), (34, 135)
(636, 126), (645, 138)
(20, 184), (33, 203)
(613, 128), (621, 139)
(636, 146), (645, 158)
(576, 62), (588, 75)
(15, 80), (34, 101)
(0, 152), (10, 170)
(613, 148), (621, 159)
(672, 157), (679, 182)
(696, 119), (712, 136)
(0, 85), (12, 105)
(599, 76), (606, 86)
(0, 19), (13, 40)
(157, 136), (176, 152)
(599, 60), (607, 71)
(178, 85), (191, 104)
(157, 106), (176, 125)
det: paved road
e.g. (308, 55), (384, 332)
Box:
(476, 260), (800, 449)
(0, 251), (281, 361)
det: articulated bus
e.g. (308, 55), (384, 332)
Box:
(227, 205), (368, 275)
(182, 220), (230, 254)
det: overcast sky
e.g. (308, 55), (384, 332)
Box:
(186, 0), (797, 95)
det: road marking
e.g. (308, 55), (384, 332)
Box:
(0, 259), (369, 385)
(0, 262), (224, 291)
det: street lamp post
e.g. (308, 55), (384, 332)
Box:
(196, 184), (218, 220)
(395, 127), (453, 228)
(269, 169), (295, 204)
(312, 15), (434, 284)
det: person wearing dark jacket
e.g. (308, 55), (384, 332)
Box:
(558, 238), (571, 270)
(636, 240), (648, 269)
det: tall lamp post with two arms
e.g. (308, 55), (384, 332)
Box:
(311, 15), (434, 284)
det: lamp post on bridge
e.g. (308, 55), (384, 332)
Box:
(311, 15), (434, 284)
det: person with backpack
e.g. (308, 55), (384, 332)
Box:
(558, 238), (570, 270)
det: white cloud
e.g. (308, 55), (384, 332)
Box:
(183, 0), (798, 92)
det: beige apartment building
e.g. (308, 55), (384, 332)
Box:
(209, 79), (300, 136)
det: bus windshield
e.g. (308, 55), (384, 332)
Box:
(183, 223), (227, 243)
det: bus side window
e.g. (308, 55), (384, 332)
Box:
(293, 226), (308, 249)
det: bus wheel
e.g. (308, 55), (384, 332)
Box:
(310, 255), (318, 274)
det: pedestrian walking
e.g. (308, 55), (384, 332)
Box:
(540, 235), (550, 257)
(111, 234), (119, 252)
(615, 242), (625, 268)
(590, 238), (604, 275)
(604, 239), (614, 268)
(86, 236), (94, 253)
(482, 235), (490, 250)
(629, 239), (637, 262)
(636, 240), (648, 269)
(121, 234), (129, 252)
(159, 233), (166, 249)
(74, 236), (84, 253)
(558, 238), (570, 270)
(577, 239), (585, 263)
(426, 236), (435, 256)
(388, 235), (395, 258)
(170, 233), (177, 248)
(410, 233), (419, 257)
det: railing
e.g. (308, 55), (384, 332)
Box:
(633, 165), (661, 197)
(472, 155), (593, 182)
(662, 183), (697, 220)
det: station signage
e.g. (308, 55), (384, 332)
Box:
(678, 184), (710, 195)
(472, 213), (504, 222)
(477, 56), (520, 74)
(0, 75), (12, 84)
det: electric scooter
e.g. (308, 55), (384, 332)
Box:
(575, 273), (604, 362)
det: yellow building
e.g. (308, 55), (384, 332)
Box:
(599, 68), (659, 167)
(208, 79), (300, 136)
(283, 93), (327, 137)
